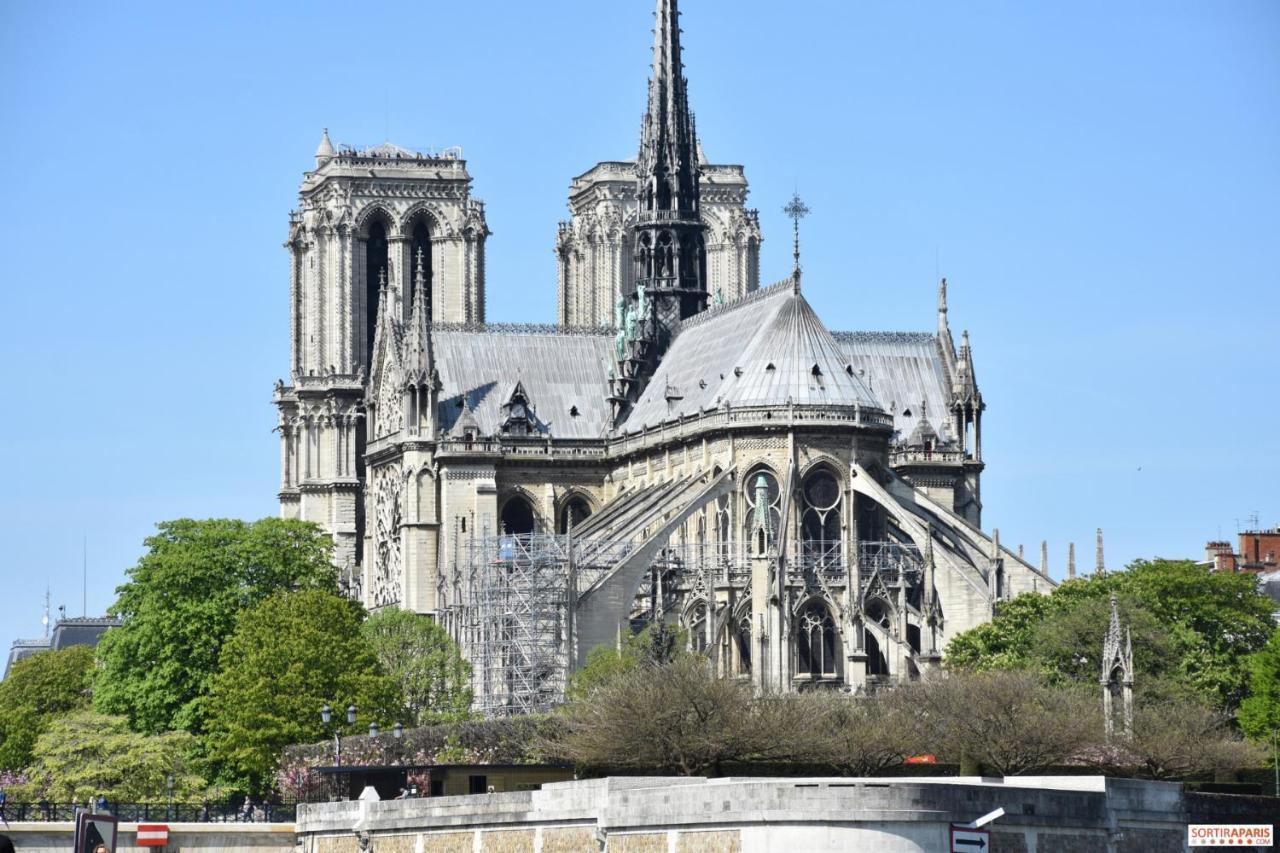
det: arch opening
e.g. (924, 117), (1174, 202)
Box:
(500, 495), (536, 536)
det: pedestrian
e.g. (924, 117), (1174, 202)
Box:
(95, 793), (108, 813)
(0, 787), (7, 826)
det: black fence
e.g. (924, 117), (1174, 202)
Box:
(0, 800), (297, 823)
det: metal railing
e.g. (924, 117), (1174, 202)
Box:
(0, 800), (297, 823)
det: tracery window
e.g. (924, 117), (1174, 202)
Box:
(795, 601), (839, 679)
(800, 467), (842, 568)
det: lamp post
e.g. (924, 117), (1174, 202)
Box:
(166, 773), (175, 820)
(320, 703), (358, 767)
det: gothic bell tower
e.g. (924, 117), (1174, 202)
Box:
(275, 133), (488, 579)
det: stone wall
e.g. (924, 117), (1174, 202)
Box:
(1, 821), (295, 853)
(294, 776), (1278, 853)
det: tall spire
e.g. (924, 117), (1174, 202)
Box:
(403, 248), (435, 387)
(1068, 542), (1077, 580)
(614, 0), (708, 421)
(631, 0), (706, 332)
(1096, 528), (1106, 577)
(638, 0), (698, 219)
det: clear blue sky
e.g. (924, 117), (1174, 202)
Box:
(1, 1), (1276, 651)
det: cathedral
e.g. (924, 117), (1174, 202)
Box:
(273, 0), (1053, 713)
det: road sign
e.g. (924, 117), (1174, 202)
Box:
(137, 823), (169, 847)
(951, 825), (990, 852)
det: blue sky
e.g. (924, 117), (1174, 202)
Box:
(1, 0), (1276, 651)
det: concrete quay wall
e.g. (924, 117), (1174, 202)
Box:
(1, 821), (296, 853)
(294, 775), (1264, 852)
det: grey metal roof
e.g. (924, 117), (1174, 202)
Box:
(831, 331), (953, 444)
(433, 327), (615, 439)
(624, 283), (881, 429)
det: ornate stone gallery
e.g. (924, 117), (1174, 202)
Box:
(273, 0), (1052, 714)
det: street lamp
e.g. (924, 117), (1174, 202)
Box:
(321, 703), (358, 767)
(368, 722), (380, 739)
(166, 773), (175, 820)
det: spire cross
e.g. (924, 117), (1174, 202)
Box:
(784, 193), (809, 286)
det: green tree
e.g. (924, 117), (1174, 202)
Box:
(0, 645), (95, 772)
(19, 711), (206, 803)
(203, 589), (401, 794)
(1239, 630), (1280, 749)
(945, 560), (1275, 709)
(360, 607), (472, 726)
(559, 656), (768, 776)
(94, 518), (338, 735)
(565, 624), (691, 701)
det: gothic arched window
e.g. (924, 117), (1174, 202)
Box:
(408, 215), (432, 312)
(500, 495), (536, 536)
(558, 496), (592, 534)
(801, 467), (842, 568)
(364, 216), (390, 367)
(795, 601), (840, 680)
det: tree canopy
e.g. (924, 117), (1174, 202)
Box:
(945, 559), (1275, 709)
(93, 518), (338, 735)
(1239, 629), (1280, 743)
(18, 711), (206, 803)
(360, 607), (472, 726)
(0, 645), (95, 772)
(203, 589), (401, 794)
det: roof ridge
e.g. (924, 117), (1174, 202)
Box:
(432, 321), (614, 337)
(830, 330), (935, 344)
(673, 279), (794, 334)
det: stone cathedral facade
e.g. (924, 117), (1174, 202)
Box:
(274, 0), (1052, 710)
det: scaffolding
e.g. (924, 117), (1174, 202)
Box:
(463, 531), (923, 716)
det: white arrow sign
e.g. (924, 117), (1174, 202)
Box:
(951, 826), (990, 852)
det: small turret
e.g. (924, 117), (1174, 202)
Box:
(315, 128), (335, 168)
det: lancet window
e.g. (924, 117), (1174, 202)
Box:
(800, 467), (842, 568)
(364, 216), (390, 368)
(795, 601), (839, 680)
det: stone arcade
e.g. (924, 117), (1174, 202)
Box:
(273, 0), (1053, 713)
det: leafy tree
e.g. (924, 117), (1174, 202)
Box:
(559, 656), (767, 776)
(1121, 560), (1274, 708)
(203, 589), (401, 794)
(1096, 696), (1265, 781)
(94, 518), (338, 735)
(19, 711), (206, 803)
(1239, 630), (1280, 748)
(565, 624), (691, 701)
(774, 691), (920, 775)
(895, 670), (1099, 776)
(0, 646), (95, 772)
(360, 607), (472, 726)
(945, 560), (1275, 709)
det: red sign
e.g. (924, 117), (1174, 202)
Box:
(904, 754), (937, 764)
(137, 823), (169, 847)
